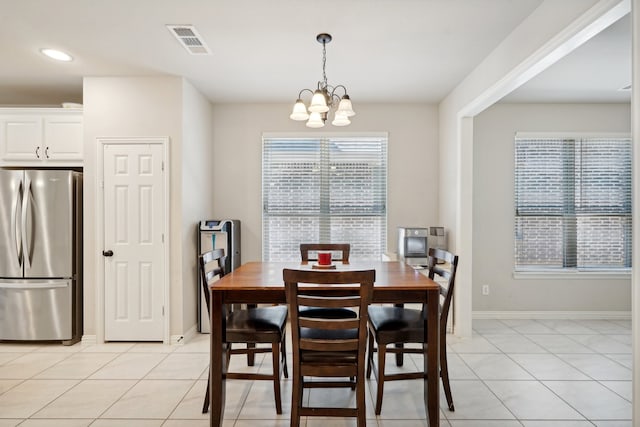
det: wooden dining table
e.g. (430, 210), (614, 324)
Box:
(208, 260), (441, 426)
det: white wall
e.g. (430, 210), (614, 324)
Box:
(83, 76), (212, 340)
(210, 103), (438, 261)
(473, 103), (631, 312)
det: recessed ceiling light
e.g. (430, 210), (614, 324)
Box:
(40, 48), (73, 62)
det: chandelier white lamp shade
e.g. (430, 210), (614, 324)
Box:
(289, 33), (356, 128)
(306, 112), (325, 128)
(331, 112), (351, 127)
(289, 99), (310, 121)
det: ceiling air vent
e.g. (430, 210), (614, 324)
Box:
(167, 25), (211, 55)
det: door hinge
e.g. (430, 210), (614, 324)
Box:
(161, 161), (165, 171)
(162, 234), (164, 243)
(162, 306), (165, 316)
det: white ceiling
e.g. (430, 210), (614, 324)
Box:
(503, 13), (631, 103)
(0, 0), (630, 107)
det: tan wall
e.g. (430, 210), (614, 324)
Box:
(210, 103), (439, 262)
(473, 102), (631, 312)
(181, 80), (214, 331)
(83, 76), (212, 339)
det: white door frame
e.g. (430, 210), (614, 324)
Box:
(95, 137), (171, 344)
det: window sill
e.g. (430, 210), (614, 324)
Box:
(513, 269), (631, 280)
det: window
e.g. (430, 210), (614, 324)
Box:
(262, 135), (387, 261)
(514, 134), (631, 271)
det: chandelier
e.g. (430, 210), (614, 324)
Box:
(290, 33), (355, 128)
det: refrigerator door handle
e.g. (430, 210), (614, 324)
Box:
(21, 177), (31, 271)
(11, 180), (23, 268)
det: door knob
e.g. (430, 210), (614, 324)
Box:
(102, 250), (114, 257)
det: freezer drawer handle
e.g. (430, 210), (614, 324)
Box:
(0, 282), (69, 290)
(102, 250), (114, 257)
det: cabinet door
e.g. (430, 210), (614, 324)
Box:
(0, 115), (42, 160)
(43, 115), (83, 161)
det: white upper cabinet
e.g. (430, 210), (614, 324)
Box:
(43, 114), (83, 161)
(1, 114), (42, 160)
(0, 109), (83, 166)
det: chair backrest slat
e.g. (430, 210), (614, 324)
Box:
(297, 295), (361, 308)
(300, 339), (359, 352)
(299, 317), (360, 330)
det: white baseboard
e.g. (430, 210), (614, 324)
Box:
(171, 324), (199, 345)
(473, 311), (631, 320)
(81, 335), (97, 345)
(82, 330), (200, 346)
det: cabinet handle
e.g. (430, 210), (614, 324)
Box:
(35, 146), (40, 159)
(45, 146), (50, 158)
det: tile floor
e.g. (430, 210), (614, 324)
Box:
(0, 318), (632, 426)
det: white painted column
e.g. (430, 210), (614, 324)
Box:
(454, 117), (474, 337)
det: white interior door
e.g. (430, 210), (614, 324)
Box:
(103, 142), (165, 341)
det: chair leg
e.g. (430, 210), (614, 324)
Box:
(247, 342), (256, 366)
(281, 330), (289, 378)
(366, 329), (374, 379)
(271, 342), (283, 414)
(202, 369), (210, 414)
(356, 366), (366, 427)
(394, 342), (404, 366)
(440, 340), (454, 411)
(225, 342), (232, 368)
(374, 343), (387, 415)
(290, 368), (302, 427)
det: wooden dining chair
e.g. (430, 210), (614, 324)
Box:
(299, 243), (356, 320)
(366, 247), (459, 414)
(200, 249), (288, 414)
(284, 268), (375, 427)
(300, 243), (351, 263)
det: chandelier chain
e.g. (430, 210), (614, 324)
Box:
(321, 40), (328, 89)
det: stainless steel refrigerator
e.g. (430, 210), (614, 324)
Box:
(0, 169), (82, 345)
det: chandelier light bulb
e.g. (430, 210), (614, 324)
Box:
(306, 111), (325, 128)
(331, 112), (351, 127)
(337, 95), (355, 117)
(290, 99), (310, 121)
(308, 90), (329, 113)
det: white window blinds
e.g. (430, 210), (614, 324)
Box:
(514, 135), (632, 271)
(262, 136), (387, 261)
